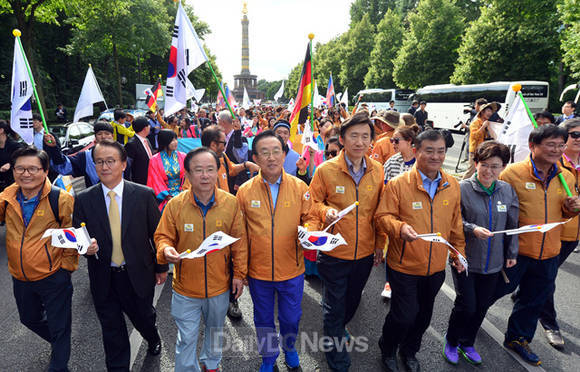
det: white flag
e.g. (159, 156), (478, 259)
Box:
(274, 80), (285, 102)
(495, 96), (533, 163)
(287, 98), (295, 112)
(11, 37), (34, 144)
(313, 81), (322, 107)
(301, 120), (318, 151)
(323, 201), (359, 232)
(179, 231), (239, 259)
(417, 233), (468, 274)
(492, 219), (571, 236)
(74, 65), (106, 123)
(340, 88), (349, 106)
(242, 87), (250, 109)
(165, 2), (209, 117)
(297, 226), (347, 252)
(42, 226), (91, 254)
(193, 88), (205, 102)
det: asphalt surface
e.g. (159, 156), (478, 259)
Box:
(1, 133), (579, 371)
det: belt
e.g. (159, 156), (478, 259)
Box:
(110, 265), (127, 272)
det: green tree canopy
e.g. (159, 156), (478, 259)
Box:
(393, 0), (464, 89)
(364, 9), (404, 89)
(559, 0), (580, 80)
(451, 0), (559, 84)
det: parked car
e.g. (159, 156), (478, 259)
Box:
(96, 108), (148, 124)
(49, 121), (95, 155)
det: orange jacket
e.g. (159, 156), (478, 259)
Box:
(468, 117), (486, 153)
(559, 156), (580, 242)
(154, 188), (247, 298)
(499, 158), (577, 260)
(0, 181), (78, 281)
(236, 171), (311, 281)
(376, 166), (465, 276)
(371, 134), (395, 164)
(307, 151), (386, 260)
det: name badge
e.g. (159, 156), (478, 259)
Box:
(184, 224), (194, 232)
(251, 200), (261, 208)
(442, 200), (449, 206)
(525, 182), (536, 190)
(497, 204), (507, 212)
(336, 186), (345, 194)
(412, 201), (422, 210)
(222, 173), (227, 179)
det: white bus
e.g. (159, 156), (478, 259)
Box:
(354, 88), (414, 113)
(412, 81), (549, 132)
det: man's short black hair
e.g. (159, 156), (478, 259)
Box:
(132, 117), (150, 133)
(533, 111), (555, 124)
(563, 118), (580, 132)
(252, 129), (285, 156)
(389, 100), (395, 104)
(11, 145), (49, 171)
(114, 109), (126, 121)
(32, 113), (42, 122)
(529, 124), (568, 144)
(415, 129), (445, 150)
(420, 101), (427, 106)
(564, 101), (577, 109)
(339, 111), (375, 140)
(92, 139), (128, 162)
(201, 125), (223, 147)
(184, 147), (220, 172)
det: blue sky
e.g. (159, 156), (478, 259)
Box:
(190, 0), (354, 86)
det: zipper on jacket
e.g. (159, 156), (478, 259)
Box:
(18, 196), (45, 281)
(264, 182), (278, 281)
(539, 187), (548, 259)
(484, 195), (492, 273)
(203, 217), (208, 298)
(44, 244), (53, 271)
(426, 199), (434, 275)
(399, 241), (406, 264)
(353, 186), (359, 260)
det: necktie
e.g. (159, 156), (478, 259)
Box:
(144, 139), (153, 159)
(108, 190), (124, 266)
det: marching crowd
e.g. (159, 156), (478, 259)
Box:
(0, 98), (579, 372)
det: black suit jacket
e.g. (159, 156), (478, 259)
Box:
(125, 136), (151, 185)
(73, 181), (166, 302)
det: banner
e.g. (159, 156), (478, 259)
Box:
(179, 231), (239, 259)
(297, 226), (347, 252)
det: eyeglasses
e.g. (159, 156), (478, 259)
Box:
(95, 159), (118, 168)
(541, 142), (567, 151)
(14, 166), (43, 175)
(569, 132), (580, 139)
(478, 163), (503, 171)
(214, 140), (226, 145)
(390, 137), (404, 145)
(325, 150), (338, 158)
(258, 149), (283, 158)
(190, 167), (217, 175)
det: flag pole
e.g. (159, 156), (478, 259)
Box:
(513, 84), (573, 197)
(308, 33), (314, 130)
(206, 60), (235, 118)
(13, 29), (49, 136)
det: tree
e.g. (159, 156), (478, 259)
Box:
(393, 0), (464, 89)
(559, 0), (580, 80)
(313, 35), (346, 94)
(451, 0), (559, 85)
(364, 9), (404, 88)
(339, 14), (375, 100)
(349, 0), (395, 26)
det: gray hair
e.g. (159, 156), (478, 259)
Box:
(218, 110), (232, 124)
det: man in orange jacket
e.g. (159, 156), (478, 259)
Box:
(376, 130), (466, 372)
(236, 130), (312, 372)
(493, 125), (580, 366)
(0, 146), (78, 372)
(155, 147), (247, 372)
(307, 112), (386, 372)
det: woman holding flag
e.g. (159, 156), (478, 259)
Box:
(443, 141), (519, 366)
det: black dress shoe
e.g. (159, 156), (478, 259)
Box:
(379, 337), (399, 372)
(399, 352), (420, 372)
(148, 340), (162, 355)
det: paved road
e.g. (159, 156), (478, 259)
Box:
(1, 135), (579, 371)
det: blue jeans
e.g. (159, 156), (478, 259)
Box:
(171, 290), (230, 372)
(13, 269), (73, 372)
(248, 274), (304, 365)
(493, 255), (559, 342)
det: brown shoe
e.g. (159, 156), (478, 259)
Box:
(544, 329), (564, 349)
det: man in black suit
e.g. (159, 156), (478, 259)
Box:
(125, 117), (153, 185)
(73, 140), (167, 371)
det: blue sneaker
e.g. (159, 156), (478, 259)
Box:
(458, 345), (482, 365)
(258, 362), (279, 372)
(504, 337), (541, 366)
(284, 350), (301, 370)
(443, 338), (458, 365)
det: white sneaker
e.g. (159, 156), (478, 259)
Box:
(381, 282), (392, 298)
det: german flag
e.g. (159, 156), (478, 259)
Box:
(289, 43), (312, 141)
(145, 81), (163, 112)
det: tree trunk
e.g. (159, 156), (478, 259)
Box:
(113, 42), (123, 106)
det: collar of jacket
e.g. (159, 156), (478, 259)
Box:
(187, 187), (221, 209)
(467, 173), (504, 195)
(410, 164), (450, 194)
(255, 169), (287, 188)
(1, 179), (53, 215)
(336, 150), (375, 178)
(527, 155), (561, 183)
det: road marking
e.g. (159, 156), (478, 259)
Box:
(440, 283), (545, 372)
(129, 281), (166, 368)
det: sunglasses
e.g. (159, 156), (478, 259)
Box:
(390, 137), (403, 144)
(325, 150), (338, 158)
(569, 132), (580, 139)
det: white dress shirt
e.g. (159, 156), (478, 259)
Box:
(136, 133), (152, 158)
